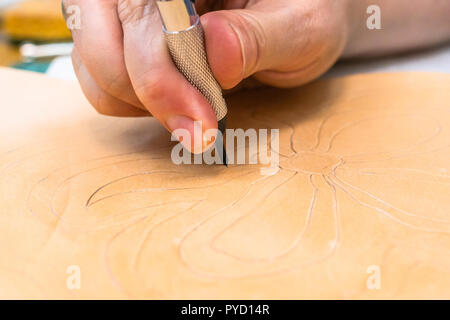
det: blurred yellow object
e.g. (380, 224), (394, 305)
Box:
(3, 0), (71, 41)
(0, 42), (21, 66)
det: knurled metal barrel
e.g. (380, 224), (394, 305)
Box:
(156, 0), (228, 121)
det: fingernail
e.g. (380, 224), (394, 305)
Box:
(167, 115), (200, 153)
(167, 114), (194, 138)
(167, 116), (217, 154)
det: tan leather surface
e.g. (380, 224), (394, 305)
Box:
(0, 67), (449, 299)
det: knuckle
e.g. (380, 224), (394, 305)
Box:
(137, 76), (166, 106)
(133, 71), (166, 105)
(90, 94), (112, 116)
(230, 11), (267, 75)
(92, 105), (111, 116)
(80, 84), (115, 116)
(117, 0), (152, 26)
(102, 71), (130, 97)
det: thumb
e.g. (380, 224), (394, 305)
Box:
(201, 7), (303, 89)
(201, 2), (346, 88)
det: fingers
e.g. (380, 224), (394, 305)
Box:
(72, 49), (149, 117)
(64, 0), (144, 109)
(202, 0), (349, 88)
(118, 0), (218, 153)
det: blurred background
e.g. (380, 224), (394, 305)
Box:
(0, 0), (75, 79)
(0, 0), (449, 82)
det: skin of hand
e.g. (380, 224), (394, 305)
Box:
(65, 0), (450, 152)
(65, 0), (351, 151)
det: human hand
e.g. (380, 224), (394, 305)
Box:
(66, 0), (353, 150)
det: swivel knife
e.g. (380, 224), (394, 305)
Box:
(156, 0), (228, 166)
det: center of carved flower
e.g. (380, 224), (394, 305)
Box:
(281, 152), (342, 174)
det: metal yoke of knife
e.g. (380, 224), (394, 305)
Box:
(156, 0), (228, 165)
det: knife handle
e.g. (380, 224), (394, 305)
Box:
(163, 17), (228, 122)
